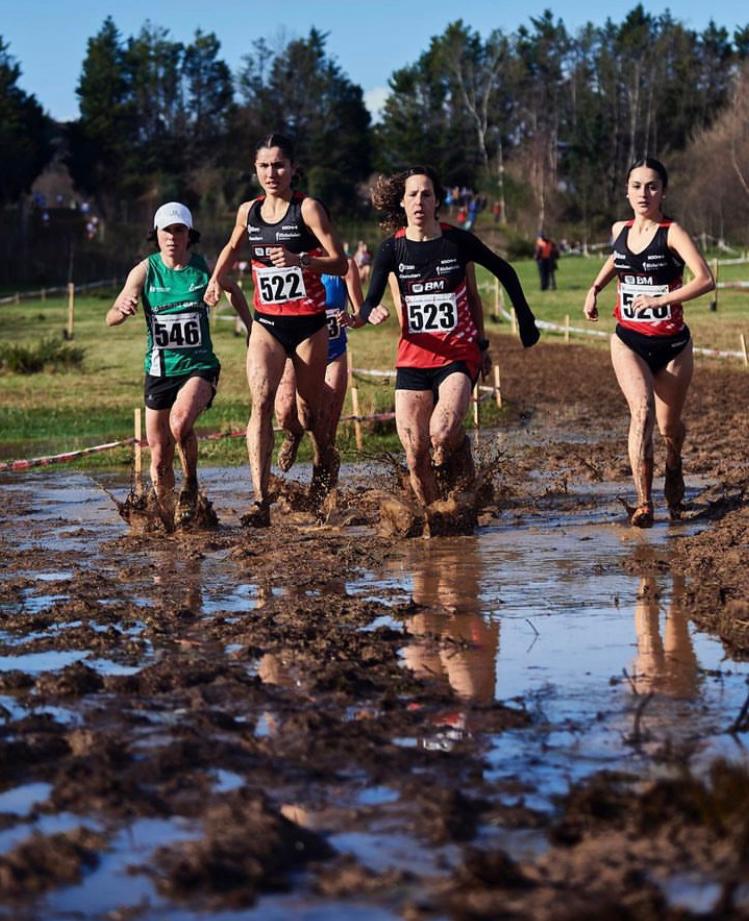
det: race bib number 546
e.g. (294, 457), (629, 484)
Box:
(620, 283), (671, 322)
(256, 265), (306, 304)
(152, 312), (202, 349)
(405, 293), (458, 334)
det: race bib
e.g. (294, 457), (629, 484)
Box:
(619, 283), (671, 322)
(327, 310), (341, 339)
(404, 292), (458, 334)
(152, 312), (202, 349)
(255, 265), (306, 305)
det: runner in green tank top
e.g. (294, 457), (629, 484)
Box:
(107, 202), (252, 528)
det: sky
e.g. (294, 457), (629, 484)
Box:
(1, 0), (747, 122)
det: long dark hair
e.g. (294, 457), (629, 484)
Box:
(371, 166), (445, 233)
(627, 157), (669, 189)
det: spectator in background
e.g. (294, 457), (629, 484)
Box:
(534, 232), (556, 291)
(353, 240), (372, 285)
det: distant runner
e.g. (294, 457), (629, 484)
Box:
(583, 158), (714, 526)
(274, 257), (364, 482)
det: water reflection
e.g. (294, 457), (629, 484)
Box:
(400, 539), (499, 705)
(630, 575), (699, 699)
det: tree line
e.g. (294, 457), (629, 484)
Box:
(2, 6), (749, 242)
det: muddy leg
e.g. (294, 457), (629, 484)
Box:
(274, 358), (304, 472)
(293, 326), (336, 503)
(611, 335), (655, 525)
(654, 341), (693, 517)
(430, 372), (473, 496)
(170, 376), (213, 526)
(245, 323), (288, 523)
(146, 407), (176, 524)
(395, 389), (437, 506)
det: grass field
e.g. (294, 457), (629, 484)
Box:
(1, 252), (747, 471)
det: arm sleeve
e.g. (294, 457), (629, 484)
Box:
(359, 238), (395, 323)
(460, 230), (540, 347)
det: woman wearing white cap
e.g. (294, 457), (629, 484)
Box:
(107, 202), (252, 527)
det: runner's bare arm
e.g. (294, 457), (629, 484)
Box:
(221, 279), (253, 334)
(106, 261), (147, 326)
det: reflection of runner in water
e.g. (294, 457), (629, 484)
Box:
(352, 166), (539, 509)
(106, 202), (251, 527)
(274, 257), (364, 480)
(204, 133), (348, 526)
(583, 158), (714, 527)
(631, 575), (698, 699)
(400, 541), (499, 707)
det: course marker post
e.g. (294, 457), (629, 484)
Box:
(134, 407), (143, 492)
(347, 350), (363, 451)
(472, 382), (480, 429)
(66, 283), (75, 339)
(493, 363), (502, 408)
(740, 333), (748, 367)
(709, 259), (719, 311)
(510, 307), (517, 338)
(564, 314), (571, 343)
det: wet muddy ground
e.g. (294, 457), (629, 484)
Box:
(1, 340), (749, 920)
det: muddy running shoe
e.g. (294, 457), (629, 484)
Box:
(664, 460), (685, 518)
(310, 447), (340, 504)
(277, 432), (303, 472)
(433, 436), (476, 499)
(240, 500), (271, 528)
(630, 501), (654, 529)
(174, 485), (198, 528)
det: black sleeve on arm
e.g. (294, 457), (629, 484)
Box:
(461, 230), (540, 348)
(359, 238), (394, 323)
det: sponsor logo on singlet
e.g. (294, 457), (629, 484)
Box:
(407, 278), (448, 295)
(149, 285), (170, 293)
(398, 263), (415, 272)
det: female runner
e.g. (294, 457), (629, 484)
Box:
(274, 256), (364, 481)
(107, 201), (251, 528)
(205, 134), (348, 526)
(353, 166), (539, 510)
(583, 158), (714, 526)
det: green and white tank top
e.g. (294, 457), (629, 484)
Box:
(142, 252), (219, 377)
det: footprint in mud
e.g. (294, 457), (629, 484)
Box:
(113, 488), (218, 534)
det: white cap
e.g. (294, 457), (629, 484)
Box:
(153, 202), (193, 230)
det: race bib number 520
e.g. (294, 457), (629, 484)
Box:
(619, 283), (671, 322)
(152, 312), (202, 349)
(256, 266), (306, 304)
(404, 293), (458, 334)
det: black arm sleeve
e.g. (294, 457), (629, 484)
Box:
(359, 238), (395, 323)
(459, 230), (540, 347)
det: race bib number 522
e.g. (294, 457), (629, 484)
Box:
(404, 293), (458, 334)
(255, 265), (306, 305)
(619, 283), (671, 322)
(152, 312), (202, 349)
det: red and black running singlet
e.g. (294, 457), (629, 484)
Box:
(246, 192), (326, 317)
(612, 220), (685, 337)
(360, 224), (538, 369)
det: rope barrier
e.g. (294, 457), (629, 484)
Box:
(0, 439), (135, 472)
(0, 278), (118, 307)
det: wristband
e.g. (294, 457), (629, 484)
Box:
(591, 284), (601, 294)
(478, 338), (490, 351)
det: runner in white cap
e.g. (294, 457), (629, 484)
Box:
(107, 202), (252, 527)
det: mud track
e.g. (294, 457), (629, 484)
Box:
(0, 339), (748, 919)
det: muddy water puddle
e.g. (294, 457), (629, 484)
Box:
(1, 466), (748, 919)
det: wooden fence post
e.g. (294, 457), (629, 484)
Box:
(564, 313), (571, 343)
(740, 333), (748, 368)
(66, 283), (75, 339)
(347, 350), (363, 451)
(493, 363), (502, 408)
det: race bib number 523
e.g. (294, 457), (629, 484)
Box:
(404, 293), (458, 334)
(152, 312), (202, 349)
(619, 283), (671, 322)
(256, 265), (306, 304)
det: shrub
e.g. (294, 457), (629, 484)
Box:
(0, 338), (86, 374)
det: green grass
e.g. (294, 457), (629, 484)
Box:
(1, 254), (747, 472)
